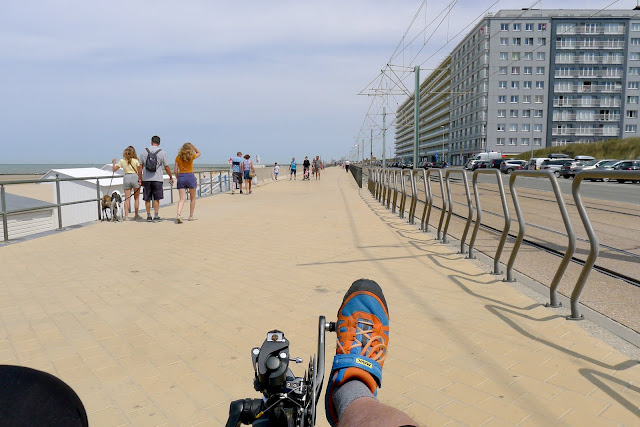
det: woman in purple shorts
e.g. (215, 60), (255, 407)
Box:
(174, 143), (201, 223)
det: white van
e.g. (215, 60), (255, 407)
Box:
(527, 157), (550, 170)
(473, 152), (503, 161)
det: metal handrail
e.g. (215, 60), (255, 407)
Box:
(391, 170), (399, 213)
(435, 169), (447, 241)
(419, 170), (434, 232)
(503, 170), (576, 310)
(386, 169), (393, 209)
(380, 169), (387, 205)
(408, 170), (418, 225)
(569, 170), (640, 320)
(398, 170), (408, 219)
(469, 169), (511, 274)
(443, 170), (474, 254)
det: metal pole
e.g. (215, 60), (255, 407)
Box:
(96, 178), (102, 221)
(1, 185), (8, 242)
(413, 65), (420, 168)
(198, 172), (202, 198)
(361, 139), (364, 165)
(370, 129), (373, 166)
(210, 171), (213, 195)
(382, 107), (387, 168)
(56, 175), (63, 229)
(530, 108), (534, 163)
(441, 126), (445, 165)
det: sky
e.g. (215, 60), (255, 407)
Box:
(0, 0), (629, 164)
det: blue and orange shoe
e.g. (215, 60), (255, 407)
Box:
(325, 279), (390, 426)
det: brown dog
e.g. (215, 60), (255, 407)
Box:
(101, 194), (112, 221)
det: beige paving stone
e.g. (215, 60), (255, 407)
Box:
(88, 406), (128, 427)
(477, 397), (532, 424)
(559, 410), (620, 426)
(438, 400), (493, 425)
(125, 404), (172, 426)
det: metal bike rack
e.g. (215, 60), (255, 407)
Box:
(569, 169), (640, 320)
(408, 170), (419, 225)
(419, 169), (434, 232)
(468, 169), (511, 274)
(376, 169), (381, 200)
(391, 169), (399, 214)
(435, 169), (447, 241)
(504, 170), (576, 309)
(381, 169), (388, 205)
(398, 169), (408, 219)
(386, 169), (393, 209)
(443, 170), (474, 254)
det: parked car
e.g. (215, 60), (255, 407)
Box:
(500, 160), (527, 174)
(559, 161), (586, 179)
(488, 158), (506, 169)
(540, 159), (573, 176)
(422, 161), (433, 169)
(585, 159), (621, 181)
(465, 160), (479, 170)
(527, 157), (550, 170)
(613, 160), (640, 183)
(472, 160), (491, 170)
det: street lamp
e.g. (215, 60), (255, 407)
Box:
(354, 143), (359, 163)
(529, 108), (535, 169)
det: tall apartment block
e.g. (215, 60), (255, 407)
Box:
(396, 9), (640, 166)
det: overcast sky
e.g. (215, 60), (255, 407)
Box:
(1, 0), (629, 164)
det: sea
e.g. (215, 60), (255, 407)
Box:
(0, 164), (232, 176)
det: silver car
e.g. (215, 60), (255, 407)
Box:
(540, 159), (573, 176)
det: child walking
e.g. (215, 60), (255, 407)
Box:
(273, 163), (279, 180)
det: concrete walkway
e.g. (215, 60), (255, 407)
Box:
(1, 168), (639, 426)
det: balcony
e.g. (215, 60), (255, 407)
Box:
(553, 100), (622, 108)
(572, 26), (625, 35)
(553, 84), (622, 93)
(552, 127), (620, 136)
(555, 55), (624, 65)
(552, 114), (621, 122)
(554, 71), (623, 79)
(555, 41), (625, 49)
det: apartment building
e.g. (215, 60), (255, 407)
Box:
(395, 56), (451, 164)
(396, 9), (640, 165)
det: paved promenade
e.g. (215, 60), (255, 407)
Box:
(1, 168), (640, 426)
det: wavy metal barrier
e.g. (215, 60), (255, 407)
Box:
(367, 167), (640, 321)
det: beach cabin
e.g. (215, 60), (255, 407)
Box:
(40, 168), (172, 227)
(2, 193), (56, 240)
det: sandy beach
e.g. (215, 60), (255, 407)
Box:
(1, 174), (55, 203)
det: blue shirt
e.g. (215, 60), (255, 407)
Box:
(232, 156), (243, 173)
(290, 161), (297, 170)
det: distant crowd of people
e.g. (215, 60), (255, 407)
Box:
(287, 155), (324, 181)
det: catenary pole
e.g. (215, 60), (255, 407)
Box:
(382, 107), (386, 168)
(413, 65), (420, 167)
(370, 129), (373, 166)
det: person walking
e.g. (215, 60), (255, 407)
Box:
(345, 159), (350, 173)
(313, 155), (323, 180)
(289, 157), (297, 180)
(231, 151), (243, 194)
(111, 146), (142, 220)
(273, 163), (279, 180)
(139, 135), (173, 222)
(243, 154), (254, 194)
(174, 142), (201, 223)
(303, 156), (311, 180)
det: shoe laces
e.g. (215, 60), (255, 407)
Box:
(338, 318), (387, 362)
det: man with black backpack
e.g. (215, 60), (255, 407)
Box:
(138, 135), (173, 222)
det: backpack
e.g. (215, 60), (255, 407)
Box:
(145, 148), (161, 172)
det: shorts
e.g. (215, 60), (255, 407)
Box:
(291, 169), (297, 175)
(177, 173), (197, 189)
(233, 171), (243, 184)
(142, 181), (164, 201)
(123, 174), (140, 190)
(244, 170), (250, 180)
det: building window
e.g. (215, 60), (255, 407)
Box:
(535, 95), (544, 104)
(521, 137), (530, 145)
(522, 110), (531, 118)
(511, 95), (519, 103)
(524, 81), (532, 89)
(534, 124), (543, 132)
(512, 81), (520, 89)
(500, 37), (509, 45)
(585, 23), (598, 33)
(499, 81), (507, 89)
(526, 23), (534, 31)
(499, 52), (508, 60)
(632, 23), (640, 31)
(628, 96), (639, 104)
(513, 37), (521, 45)
(524, 52), (533, 61)
(629, 82), (639, 89)
(499, 66), (507, 74)
(497, 124), (505, 131)
(498, 95), (506, 103)
(534, 138), (542, 145)
(512, 52), (521, 60)
(509, 138), (517, 145)
(536, 67), (545, 75)
(501, 23), (509, 31)
(524, 66), (532, 75)
(513, 23), (521, 31)
(537, 52), (545, 60)
(537, 37), (546, 46)
(512, 66), (520, 74)
(525, 37), (534, 46)
(498, 109), (506, 117)
(629, 67), (640, 75)
(626, 110), (637, 118)
(522, 123), (531, 132)
(536, 81), (545, 89)
(605, 23), (621, 34)
(538, 23), (547, 31)
(509, 124), (518, 131)
(625, 124), (637, 132)
(535, 110), (543, 117)
(510, 109), (519, 118)
(631, 53), (640, 61)
(523, 95), (531, 103)
(497, 138), (505, 145)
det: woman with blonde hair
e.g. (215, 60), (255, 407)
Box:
(174, 142), (201, 223)
(112, 146), (142, 220)
(243, 154), (254, 194)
